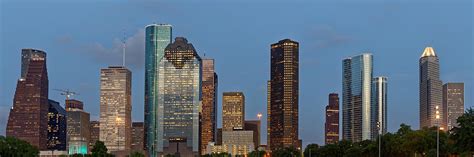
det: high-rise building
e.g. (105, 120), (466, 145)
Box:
(100, 66), (132, 154)
(7, 48), (49, 150)
(371, 77), (388, 140)
(132, 122), (145, 153)
(268, 39), (299, 150)
(47, 100), (67, 151)
(144, 24), (173, 156)
(223, 92), (245, 131)
(325, 93), (339, 145)
(200, 58), (218, 154)
(221, 130), (255, 155)
(342, 53), (373, 142)
(155, 37), (201, 156)
(419, 47), (444, 129)
(89, 121), (100, 151)
(244, 120), (261, 149)
(443, 83), (464, 130)
(66, 99), (90, 155)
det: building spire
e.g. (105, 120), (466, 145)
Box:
(421, 46), (436, 58)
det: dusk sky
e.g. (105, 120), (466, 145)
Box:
(0, 0), (472, 146)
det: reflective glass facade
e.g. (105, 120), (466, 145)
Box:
(47, 99), (67, 151)
(157, 37), (201, 156)
(371, 76), (387, 140)
(144, 24), (172, 156)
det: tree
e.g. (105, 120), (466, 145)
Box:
(129, 151), (145, 157)
(0, 135), (39, 156)
(303, 144), (319, 157)
(450, 107), (474, 156)
(248, 150), (266, 157)
(91, 141), (113, 157)
(271, 147), (300, 157)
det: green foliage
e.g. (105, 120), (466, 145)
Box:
(271, 147), (300, 157)
(0, 135), (39, 156)
(129, 151), (145, 157)
(90, 141), (114, 157)
(248, 150), (266, 157)
(202, 152), (231, 157)
(450, 107), (474, 156)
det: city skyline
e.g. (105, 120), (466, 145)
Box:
(0, 0), (472, 147)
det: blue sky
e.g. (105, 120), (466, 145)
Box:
(0, 0), (472, 146)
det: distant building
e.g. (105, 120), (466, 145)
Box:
(7, 48), (49, 150)
(220, 130), (255, 156)
(371, 77), (388, 139)
(100, 66), (132, 154)
(325, 93), (339, 144)
(244, 120), (261, 149)
(342, 53), (373, 142)
(132, 122), (145, 153)
(66, 99), (90, 155)
(47, 99), (67, 151)
(89, 121), (100, 151)
(443, 83), (464, 130)
(268, 39), (299, 150)
(200, 58), (218, 155)
(419, 47), (444, 129)
(223, 92), (245, 131)
(216, 128), (223, 145)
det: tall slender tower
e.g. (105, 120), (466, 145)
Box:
(156, 37), (201, 156)
(7, 48), (49, 150)
(371, 76), (388, 140)
(325, 93), (339, 144)
(268, 39), (299, 150)
(342, 53), (373, 142)
(419, 47), (444, 129)
(443, 83), (464, 130)
(144, 24), (172, 156)
(100, 66), (132, 154)
(200, 58), (218, 154)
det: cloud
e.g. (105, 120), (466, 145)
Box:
(303, 25), (352, 49)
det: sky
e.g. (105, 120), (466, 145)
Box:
(0, 0), (472, 147)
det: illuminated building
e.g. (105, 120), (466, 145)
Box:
(244, 120), (261, 149)
(419, 47), (444, 129)
(47, 99), (67, 151)
(132, 122), (145, 153)
(200, 58), (218, 154)
(89, 121), (100, 151)
(443, 83), (464, 130)
(66, 99), (90, 155)
(325, 93), (339, 144)
(223, 92), (245, 131)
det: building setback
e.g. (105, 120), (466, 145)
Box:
(144, 24), (172, 156)
(371, 77), (388, 139)
(419, 47), (445, 129)
(200, 58), (218, 154)
(325, 93), (339, 145)
(342, 53), (373, 142)
(7, 49), (49, 150)
(132, 122), (145, 153)
(100, 66), (132, 154)
(66, 99), (90, 155)
(223, 92), (245, 131)
(443, 83), (464, 130)
(268, 39), (300, 151)
(47, 99), (67, 151)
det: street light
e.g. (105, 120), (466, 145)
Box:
(377, 121), (381, 157)
(257, 113), (262, 157)
(435, 106), (440, 157)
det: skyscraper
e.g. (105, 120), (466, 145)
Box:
(156, 37), (201, 156)
(371, 76), (388, 140)
(132, 122), (145, 153)
(342, 53), (373, 142)
(89, 121), (100, 151)
(419, 47), (444, 129)
(200, 58), (218, 154)
(443, 83), (464, 130)
(223, 92), (245, 131)
(268, 39), (299, 150)
(144, 24), (172, 156)
(100, 66), (132, 154)
(47, 99), (67, 151)
(66, 99), (90, 155)
(325, 93), (339, 145)
(7, 48), (49, 150)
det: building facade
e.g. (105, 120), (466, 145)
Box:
(223, 92), (245, 131)
(155, 37), (201, 156)
(100, 66), (132, 154)
(221, 130), (254, 156)
(268, 39), (300, 150)
(66, 99), (90, 155)
(47, 100), (67, 151)
(7, 48), (49, 150)
(443, 83), (464, 130)
(132, 122), (145, 153)
(371, 77), (388, 140)
(325, 93), (339, 145)
(419, 47), (444, 129)
(89, 121), (100, 151)
(342, 53), (373, 142)
(144, 24), (173, 156)
(244, 120), (261, 149)
(200, 58), (218, 154)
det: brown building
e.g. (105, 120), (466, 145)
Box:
(132, 122), (145, 153)
(66, 99), (90, 155)
(200, 58), (218, 154)
(89, 121), (100, 151)
(443, 83), (465, 130)
(216, 128), (223, 145)
(325, 93), (340, 144)
(244, 120), (261, 149)
(222, 92), (245, 131)
(268, 39), (299, 151)
(7, 49), (49, 150)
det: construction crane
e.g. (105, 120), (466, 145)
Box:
(53, 89), (79, 101)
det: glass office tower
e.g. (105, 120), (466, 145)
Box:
(371, 76), (387, 140)
(144, 24), (172, 156)
(157, 37), (201, 156)
(342, 53), (373, 142)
